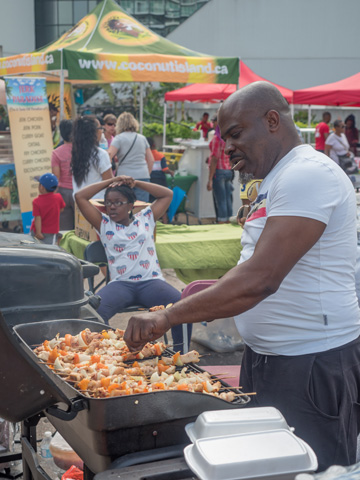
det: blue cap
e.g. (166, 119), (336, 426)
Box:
(35, 173), (58, 192)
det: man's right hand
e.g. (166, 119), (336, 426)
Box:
(124, 310), (172, 351)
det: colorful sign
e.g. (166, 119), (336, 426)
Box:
(0, 0), (239, 85)
(47, 81), (73, 120)
(5, 77), (53, 232)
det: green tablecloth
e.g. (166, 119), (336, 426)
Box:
(60, 222), (242, 284)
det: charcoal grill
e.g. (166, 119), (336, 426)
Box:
(0, 316), (249, 476)
(0, 240), (250, 479)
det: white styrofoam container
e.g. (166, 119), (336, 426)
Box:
(184, 429), (318, 480)
(185, 407), (293, 443)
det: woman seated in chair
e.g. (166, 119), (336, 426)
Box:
(75, 175), (191, 353)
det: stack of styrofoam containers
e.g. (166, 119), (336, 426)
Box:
(184, 407), (318, 480)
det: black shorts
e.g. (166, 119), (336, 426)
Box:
(240, 336), (360, 472)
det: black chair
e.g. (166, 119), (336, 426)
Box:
(84, 240), (109, 293)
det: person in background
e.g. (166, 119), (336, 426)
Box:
(147, 137), (174, 224)
(238, 179), (262, 225)
(345, 114), (359, 156)
(51, 119), (74, 230)
(194, 112), (213, 140)
(103, 113), (118, 174)
(206, 115), (233, 223)
(103, 113), (117, 148)
(30, 173), (65, 244)
(107, 112), (154, 203)
(314, 111), (331, 153)
(71, 116), (113, 200)
(124, 82), (360, 472)
(324, 119), (358, 176)
(75, 176), (191, 353)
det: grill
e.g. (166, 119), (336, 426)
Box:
(0, 240), (250, 478)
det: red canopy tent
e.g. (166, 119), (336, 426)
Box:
(293, 72), (360, 106)
(164, 60), (294, 103)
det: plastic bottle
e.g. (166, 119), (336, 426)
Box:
(99, 133), (108, 150)
(40, 431), (55, 472)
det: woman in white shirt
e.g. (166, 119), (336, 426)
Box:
(107, 112), (154, 202)
(325, 120), (350, 163)
(71, 116), (113, 200)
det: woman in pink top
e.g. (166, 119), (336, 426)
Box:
(103, 113), (116, 148)
(51, 119), (75, 230)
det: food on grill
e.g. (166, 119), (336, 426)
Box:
(33, 328), (239, 401)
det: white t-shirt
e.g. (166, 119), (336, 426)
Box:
(111, 132), (150, 179)
(235, 144), (360, 356)
(72, 147), (112, 200)
(325, 132), (350, 163)
(98, 207), (164, 283)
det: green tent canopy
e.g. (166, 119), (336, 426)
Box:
(0, 0), (239, 85)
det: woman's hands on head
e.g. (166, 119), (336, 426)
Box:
(110, 175), (135, 188)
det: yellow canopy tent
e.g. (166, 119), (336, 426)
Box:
(0, 0), (239, 122)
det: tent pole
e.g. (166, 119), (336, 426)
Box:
(308, 104), (311, 144)
(60, 49), (65, 120)
(163, 101), (167, 148)
(290, 103), (294, 118)
(139, 82), (144, 134)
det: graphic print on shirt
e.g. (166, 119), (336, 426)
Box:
(139, 260), (150, 269)
(127, 231), (138, 240)
(138, 236), (146, 246)
(102, 217), (109, 225)
(127, 251), (139, 260)
(100, 209), (164, 283)
(246, 192), (267, 223)
(144, 209), (152, 219)
(129, 274), (142, 281)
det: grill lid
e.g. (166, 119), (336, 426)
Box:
(0, 312), (71, 422)
(0, 246), (85, 311)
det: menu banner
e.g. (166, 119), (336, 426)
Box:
(5, 77), (53, 232)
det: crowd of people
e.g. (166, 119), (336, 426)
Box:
(29, 110), (191, 352)
(315, 111), (359, 175)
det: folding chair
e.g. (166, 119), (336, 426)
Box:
(84, 240), (109, 293)
(180, 280), (217, 353)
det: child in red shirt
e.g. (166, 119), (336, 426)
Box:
(30, 173), (65, 244)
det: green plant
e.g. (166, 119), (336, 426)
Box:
(143, 121), (198, 144)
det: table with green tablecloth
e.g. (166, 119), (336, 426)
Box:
(60, 222), (242, 284)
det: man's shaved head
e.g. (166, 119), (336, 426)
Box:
(218, 82), (300, 182)
(220, 81), (291, 123)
